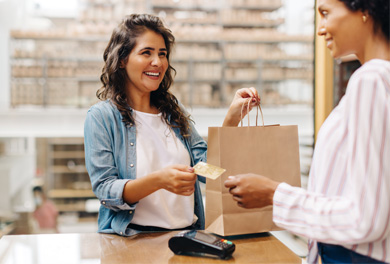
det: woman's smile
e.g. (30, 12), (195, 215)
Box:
(144, 71), (161, 80)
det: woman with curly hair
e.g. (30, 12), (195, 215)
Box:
(225, 0), (390, 263)
(84, 14), (259, 237)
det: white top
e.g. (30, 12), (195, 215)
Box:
(273, 59), (390, 263)
(130, 110), (196, 229)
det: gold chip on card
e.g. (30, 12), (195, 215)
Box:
(193, 162), (226, 180)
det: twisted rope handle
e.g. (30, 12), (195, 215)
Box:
(240, 98), (264, 127)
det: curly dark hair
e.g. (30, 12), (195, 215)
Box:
(97, 14), (192, 137)
(338, 0), (389, 41)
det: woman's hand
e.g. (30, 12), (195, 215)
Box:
(223, 87), (260, 127)
(157, 164), (197, 196)
(224, 174), (280, 209)
(122, 164), (197, 204)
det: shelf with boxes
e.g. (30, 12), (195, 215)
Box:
(45, 138), (97, 222)
(151, 0), (283, 10)
(9, 0), (314, 109)
(153, 0), (283, 27)
(169, 37), (313, 106)
(221, 0), (283, 26)
(10, 35), (105, 108)
(153, 0), (313, 107)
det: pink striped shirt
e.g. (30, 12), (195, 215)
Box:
(273, 59), (390, 263)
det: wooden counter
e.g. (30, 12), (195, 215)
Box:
(0, 231), (301, 263)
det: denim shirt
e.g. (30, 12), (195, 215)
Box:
(84, 100), (207, 236)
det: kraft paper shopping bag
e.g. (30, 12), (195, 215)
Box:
(205, 109), (301, 236)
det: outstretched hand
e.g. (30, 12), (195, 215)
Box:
(223, 87), (260, 127)
(158, 164), (197, 196)
(224, 174), (280, 209)
(122, 164), (197, 204)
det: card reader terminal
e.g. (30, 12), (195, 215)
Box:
(168, 230), (235, 259)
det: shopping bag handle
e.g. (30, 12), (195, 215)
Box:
(240, 98), (265, 127)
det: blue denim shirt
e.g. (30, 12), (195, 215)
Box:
(84, 100), (207, 236)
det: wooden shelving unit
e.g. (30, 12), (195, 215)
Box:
(9, 0), (314, 108)
(45, 138), (97, 222)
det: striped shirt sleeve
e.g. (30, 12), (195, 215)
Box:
(272, 63), (390, 247)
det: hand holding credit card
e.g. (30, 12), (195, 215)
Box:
(193, 162), (226, 180)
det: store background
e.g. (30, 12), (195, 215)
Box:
(0, 0), (314, 258)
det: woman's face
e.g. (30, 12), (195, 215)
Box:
(317, 0), (366, 58)
(124, 29), (168, 95)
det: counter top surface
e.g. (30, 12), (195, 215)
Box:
(0, 231), (301, 263)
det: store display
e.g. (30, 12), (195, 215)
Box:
(45, 138), (97, 222)
(9, 0), (313, 108)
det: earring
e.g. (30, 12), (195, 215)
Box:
(362, 15), (367, 23)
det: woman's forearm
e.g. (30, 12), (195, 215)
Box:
(122, 172), (162, 204)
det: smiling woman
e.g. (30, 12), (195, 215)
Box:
(96, 14), (182, 132)
(317, 0), (366, 58)
(84, 14), (206, 236)
(316, 0), (389, 62)
(83, 14), (259, 237)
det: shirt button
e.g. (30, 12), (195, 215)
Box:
(130, 164), (134, 167)
(120, 232), (123, 235)
(130, 142), (134, 146)
(102, 201), (106, 205)
(129, 211), (133, 214)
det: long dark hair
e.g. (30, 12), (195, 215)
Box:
(97, 14), (191, 137)
(338, 0), (389, 41)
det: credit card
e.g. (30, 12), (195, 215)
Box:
(193, 162), (226, 180)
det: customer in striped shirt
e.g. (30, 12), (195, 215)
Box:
(223, 0), (390, 263)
